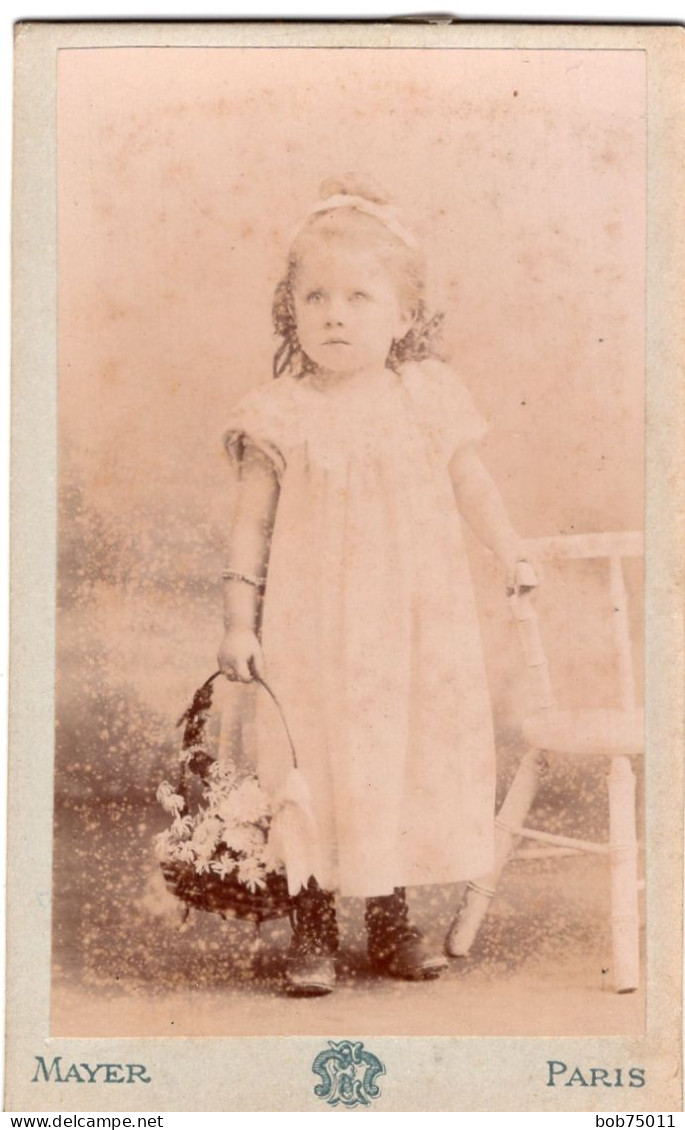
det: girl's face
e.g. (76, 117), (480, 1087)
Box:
(292, 244), (411, 377)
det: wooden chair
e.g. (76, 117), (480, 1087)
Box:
(446, 531), (644, 993)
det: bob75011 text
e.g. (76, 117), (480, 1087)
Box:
(595, 1119), (675, 1128)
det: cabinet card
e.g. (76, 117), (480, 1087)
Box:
(8, 19), (683, 1114)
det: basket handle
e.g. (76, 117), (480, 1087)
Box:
(176, 668), (299, 773)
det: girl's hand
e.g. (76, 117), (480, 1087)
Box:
(504, 555), (542, 597)
(217, 626), (265, 683)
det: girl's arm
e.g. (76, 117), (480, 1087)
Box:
(218, 444), (280, 681)
(448, 443), (538, 592)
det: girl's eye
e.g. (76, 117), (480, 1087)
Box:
(305, 291), (323, 304)
(351, 291), (369, 302)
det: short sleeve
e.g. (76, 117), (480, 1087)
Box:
(222, 379), (298, 482)
(400, 358), (488, 464)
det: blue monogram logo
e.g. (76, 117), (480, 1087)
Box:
(312, 1039), (385, 1108)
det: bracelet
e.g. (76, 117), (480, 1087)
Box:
(221, 568), (267, 589)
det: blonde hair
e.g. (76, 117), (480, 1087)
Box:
(272, 178), (444, 379)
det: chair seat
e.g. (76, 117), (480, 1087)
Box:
(522, 707), (644, 757)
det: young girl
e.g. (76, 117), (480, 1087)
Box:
(218, 176), (537, 996)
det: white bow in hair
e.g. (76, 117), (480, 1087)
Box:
(303, 193), (417, 249)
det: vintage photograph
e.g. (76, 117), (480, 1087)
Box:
(52, 40), (646, 1038)
(8, 20), (682, 1114)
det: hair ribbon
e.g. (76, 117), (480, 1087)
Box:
(302, 194), (417, 249)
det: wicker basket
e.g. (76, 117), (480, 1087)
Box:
(157, 672), (295, 925)
(159, 859), (292, 923)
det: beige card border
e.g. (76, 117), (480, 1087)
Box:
(9, 20), (684, 1113)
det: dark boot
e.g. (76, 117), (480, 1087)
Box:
(286, 879), (338, 996)
(366, 887), (448, 981)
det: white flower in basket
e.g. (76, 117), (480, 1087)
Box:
(155, 766), (280, 891)
(156, 781), (185, 817)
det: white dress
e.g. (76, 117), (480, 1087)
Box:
(224, 358), (496, 898)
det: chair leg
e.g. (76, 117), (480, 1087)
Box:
(446, 748), (546, 956)
(608, 756), (640, 993)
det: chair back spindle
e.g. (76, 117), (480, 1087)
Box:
(609, 555), (637, 713)
(508, 590), (556, 712)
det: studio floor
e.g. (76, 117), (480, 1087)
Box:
(51, 798), (644, 1038)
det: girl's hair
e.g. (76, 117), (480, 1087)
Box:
(272, 178), (444, 380)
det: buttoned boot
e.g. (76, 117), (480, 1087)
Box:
(366, 887), (448, 980)
(285, 880), (339, 996)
